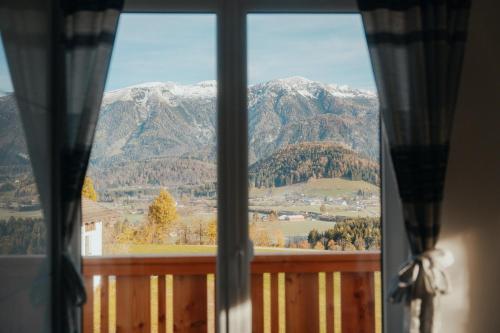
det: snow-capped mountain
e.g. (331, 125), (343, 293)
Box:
(0, 77), (379, 188)
(92, 81), (218, 164)
(247, 77), (378, 162)
(250, 76), (375, 99)
(92, 77), (378, 164)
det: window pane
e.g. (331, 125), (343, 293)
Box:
(0, 38), (45, 255)
(247, 14), (380, 252)
(0, 27), (50, 333)
(82, 14), (217, 256)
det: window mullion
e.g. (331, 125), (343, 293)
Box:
(216, 1), (251, 333)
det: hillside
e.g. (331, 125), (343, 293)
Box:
(0, 95), (30, 166)
(0, 77), (379, 193)
(248, 142), (379, 188)
(88, 157), (217, 190)
(248, 77), (379, 162)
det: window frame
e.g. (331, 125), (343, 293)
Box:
(114, 1), (404, 332)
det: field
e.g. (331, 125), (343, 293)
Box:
(99, 177), (380, 250)
(0, 208), (43, 219)
(105, 244), (304, 255)
(250, 177), (379, 199)
(250, 178), (380, 218)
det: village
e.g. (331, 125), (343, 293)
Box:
(78, 177), (380, 255)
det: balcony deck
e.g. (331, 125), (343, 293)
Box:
(83, 252), (381, 333)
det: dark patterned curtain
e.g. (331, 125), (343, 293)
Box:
(357, 0), (470, 332)
(60, 1), (123, 331)
(0, 0), (123, 332)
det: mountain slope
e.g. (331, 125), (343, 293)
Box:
(91, 77), (378, 166)
(0, 77), (379, 191)
(93, 81), (217, 164)
(248, 142), (379, 188)
(0, 95), (30, 166)
(248, 77), (378, 162)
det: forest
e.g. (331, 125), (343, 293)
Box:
(248, 142), (379, 189)
(304, 217), (380, 251)
(0, 217), (46, 254)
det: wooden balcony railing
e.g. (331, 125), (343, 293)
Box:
(82, 252), (381, 333)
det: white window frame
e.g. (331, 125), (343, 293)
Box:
(118, 1), (407, 332)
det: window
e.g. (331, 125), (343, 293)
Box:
(0, 1), (387, 332)
(74, 2), (384, 333)
(0, 27), (51, 333)
(247, 14), (380, 252)
(83, 13), (381, 257)
(82, 14), (217, 256)
(0, 38), (46, 255)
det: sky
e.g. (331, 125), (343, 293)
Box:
(0, 38), (12, 95)
(0, 13), (376, 94)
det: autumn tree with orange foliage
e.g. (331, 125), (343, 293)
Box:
(82, 176), (98, 201)
(144, 189), (178, 243)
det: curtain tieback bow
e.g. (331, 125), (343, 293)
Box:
(390, 249), (453, 304)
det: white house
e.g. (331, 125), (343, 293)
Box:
(81, 198), (121, 256)
(278, 214), (305, 221)
(81, 220), (102, 256)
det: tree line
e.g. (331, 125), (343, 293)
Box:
(0, 217), (46, 254)
(89, 157), (217, 190)
(304, 217), (380, 251)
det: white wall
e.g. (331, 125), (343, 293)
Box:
(81, 222), (103, 256)
(439, 0), (500, 332)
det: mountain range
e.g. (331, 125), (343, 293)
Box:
(0, 77), (379, 191)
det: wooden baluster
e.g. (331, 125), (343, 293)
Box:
(101, 276), (109, 333)
(207, 274), (216, 333)
(285, 272), (319, 333)
(251, 274), (264, 333)
(173, 275), (207, 332)
(340, 272), (375, 333)
(116, 276), (151, 333)
(325, 273), (335, 333)
(83, 276), (93, 333)
(158, 275), (166, 333)
(270, 273), (279, 333)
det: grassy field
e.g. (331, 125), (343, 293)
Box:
(0, 208), (43, 219)
(106, 244), (217, 255)
(249, 178), (379, 199)
(249, 178), (380, 220)
(105, 244), (316, 255)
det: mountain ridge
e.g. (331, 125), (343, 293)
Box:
(0, 77), (379, 192)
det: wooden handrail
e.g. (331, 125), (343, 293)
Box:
(82, 252), (380, 276)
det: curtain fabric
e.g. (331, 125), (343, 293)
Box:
(357, 0), (470, 332)
(0, 1), (52, 331)
(60, 1), (122, 331)
(0, 0), (122, 332)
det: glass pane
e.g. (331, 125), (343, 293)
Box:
(82, 14), (217, 256)
(0, 38), (45, 253)
(0, 29), (50, 333)
(247, 14), (381, 333)
(248, 14), (381, 252)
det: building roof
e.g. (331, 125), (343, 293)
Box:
(82, 198), (122, 225)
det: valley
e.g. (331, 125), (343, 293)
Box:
(0, 77), (380, 253)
